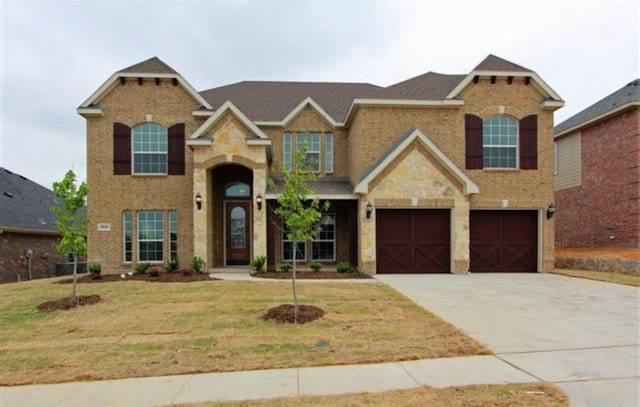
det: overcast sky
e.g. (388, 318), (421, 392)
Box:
(1, 0), (638, 189)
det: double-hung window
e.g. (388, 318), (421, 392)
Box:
(123, 211), (132, 263)
(169, 211), (178, 262)
(132, 123), (168, 174)
(482, 115), (518, 169)
(312, 214), (335, 261)
(137, 211), (164, 262)
(296, 132), (321, 172)
(282, 224), (306, 261)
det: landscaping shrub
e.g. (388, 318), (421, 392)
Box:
(191, 256), (205, 274)
(167, 258), (179, 273)
(250, 255), (267, 273)
(353, 267), (366, 279)
(309, 261), (323, 272)
(278, 263), (292, 272)
(148, 267), (160, 277)
(88, 262), (102, 279)
(180, 268), (194, 276)
(336, 262), (351, 273)
(134, 262), (150, 275)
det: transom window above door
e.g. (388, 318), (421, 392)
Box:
(225, 182), (251, 198)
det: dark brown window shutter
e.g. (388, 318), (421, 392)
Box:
(113, 123), (131, 175)
(519, 115), (538, 170)
(465, 114), (483, 169)
(168, 123), (185, 175)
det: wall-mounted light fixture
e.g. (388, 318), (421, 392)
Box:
(195, 192), (202, 210)
(546, 202), (556, 219)
(256, 193), (263, 211)
(366, 202), (373, 219)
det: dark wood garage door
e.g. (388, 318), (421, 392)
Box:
(470, 211), (538, 272)
(376, 209), (450, 273)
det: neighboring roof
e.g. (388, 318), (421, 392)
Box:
(266, 177), (356, 198)
(0, 168), (58, 233)
(473, 54), (532, 72)
(354, 127), (479, 195)
(362, 72), (466, 101)
(199, 81), (382, 123)
(555, 79), (640, 136)
(118, 56), (179, 75)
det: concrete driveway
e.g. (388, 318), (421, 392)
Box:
(376, 273), (639, 407)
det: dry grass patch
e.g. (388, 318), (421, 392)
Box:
(551, 269), (640, 287)
(185, 383), (567, 407)
(0, 278), (489, 385)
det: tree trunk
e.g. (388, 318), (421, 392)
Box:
(72, 252), (79, 305)
(292, 241), (299, 323)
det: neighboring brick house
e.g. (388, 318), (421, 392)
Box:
(0, 168), (67, 282)
(78, 54), (563, 274)
(554, 80), (640, 248)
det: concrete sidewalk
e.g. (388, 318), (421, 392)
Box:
(0, 355), (537, 407)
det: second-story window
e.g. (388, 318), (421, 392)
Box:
(296, 132), (321, 172)
(482, 115), (517, 169)
(132, 123), (168, 174)
(283, 132), (333, 173)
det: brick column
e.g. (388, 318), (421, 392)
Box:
(193, 167), (208, 264)
(253, 168), (267, 264)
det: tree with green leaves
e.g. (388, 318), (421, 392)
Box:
(51, 170), (89, 305)
(274, 144), (329, 323)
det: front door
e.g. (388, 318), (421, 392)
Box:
(225, 202), (251, 265)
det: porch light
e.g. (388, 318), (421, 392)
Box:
(366, 202), (373, 219)
(195, 192), (202, 210)
(256, 193), (263, 211)
(546, 202), (556, 219)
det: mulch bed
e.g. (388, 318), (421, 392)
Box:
(56, 273), (218, 284)
(253, 271), (371, 279)
(262, 304), (325, 324)
(37, 295), (102, 312)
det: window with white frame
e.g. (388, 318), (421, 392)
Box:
(296, 132), (321, 172)
(169, 211), (178, 262)
(482, 115), (517, 169)
(282, 223), (306, 261)
(283, 133), (292, 171)
(324, 133), (333, 173)
(312, 214), (335, 261)
(137, 211), (164, 262)
(132, 123), (168, 174)
(123, 211), (132, 263)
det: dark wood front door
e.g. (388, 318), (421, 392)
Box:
(376, 209), (450, 273)
(470, 210), (538, 272)
(225, 201), (251, 265)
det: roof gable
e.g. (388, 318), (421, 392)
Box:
(355, 128), (479, 195)
(555, 79), (640, 136)
(473, 54), (532, 72)
(0, 168), (59, 232)
(78, 57), (212, 114)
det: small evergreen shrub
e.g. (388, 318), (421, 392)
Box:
(167, 258), (179, 273)
(250, 255), (267, 273)
(278, 263), (293, 272)
(191, 256), (205, 274)
(353, 267), (366, 279)
(336, 262), (351, 273)
(88, 262), (101, 279)
(309, 261), (323, 272)
(180, 267), (194, 276)
(134, 262), (150, 275)
(148, 267), (160, 277)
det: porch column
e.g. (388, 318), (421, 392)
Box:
(253, 168), (267, 263)
(359, 197), (376, 273)
(193, 167), (208, 264)
(452, 200), (471, 273)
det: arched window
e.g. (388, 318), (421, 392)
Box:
(225, 182), (251, 198)
(482, 115), (517, 169)
(132, 123), (168, 174)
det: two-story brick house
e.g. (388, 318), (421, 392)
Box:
(78, 54), (563, 274)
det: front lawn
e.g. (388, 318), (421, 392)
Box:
(0, 278), (489, 385)
(189, 383), (567, 407)
(551, 269), (640, 287)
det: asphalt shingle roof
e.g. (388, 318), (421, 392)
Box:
(118, 57), (179, 75)
(0, 168), (58, 232)
(473, 54), (532, 72)
(200, 81), (382, 123)
(555, 79), (640, 134)
(362, 72), (466, 101)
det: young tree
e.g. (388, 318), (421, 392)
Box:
(51, 170), (89, 305)
(274, 145), (329, 323)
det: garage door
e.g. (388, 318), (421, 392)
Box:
(470, 210), (538, 272)
(376, 209), (450, 273)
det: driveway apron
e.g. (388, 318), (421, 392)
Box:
(376, 273), (640, 407)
